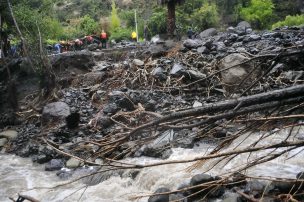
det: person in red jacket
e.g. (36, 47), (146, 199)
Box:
(100, 30), (107, 49)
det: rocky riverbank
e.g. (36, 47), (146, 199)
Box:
(0, 22), (304, 202)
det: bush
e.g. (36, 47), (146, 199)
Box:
(190, 2), (219, 30)
(147, 7), (167, 36)
(79, 15), (99, 35)
(110, 0), (121, 32)
(109, 27), (132, 42)
(240, 0), (274, 29)
(272, 15), (304, 29)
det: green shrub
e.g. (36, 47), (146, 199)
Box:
(147, 7), (167, 36)
(272, 15), (304, 29)
(240, 0), (274, 29)
(109, 27), (132, 42)
(191, 2), (219, 30)
(110, 0), (121, 32)
(79, 15), (99, 35)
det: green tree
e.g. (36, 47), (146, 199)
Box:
(110, 0), (121, 32)
(240, 0), (274, 29)
(158, 0), (186, 38)
(191, 2), (219, 30)
(79, 15), (99, 35)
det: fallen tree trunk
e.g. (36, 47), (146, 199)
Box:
(127, 84), (304, 137)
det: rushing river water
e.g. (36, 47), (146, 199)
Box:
(1, 127), (304, 202)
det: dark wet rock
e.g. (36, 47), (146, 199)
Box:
(189, 174), (224, 198)
(200, 28), (217, 38)
(148, 44), (166, 57)
(170, 64), (186, 77)
(183, 39), (201, 49)
(245, 180), (267, 196)
(66, 112), (80, 129)
(75, 72), (106, 86)
(51, 50), (95, 71)
(148, 187), (170, 202)
(108, 91), (135, 111)
(45, 159), (65, 171)
(32, 154), (52, 164)
(271, 181), (295, 192)
(42, 102), (71, 126)
(237, 21), (251, 30)
(56, 169), (73, 180)
(96, 116), (113, 128)
(190, 174), (214, 186)
(103, 103), (120, 114)
(169, 194), (187, 202)
(296, 172), (304, 179)
(152, 67), (167, 81)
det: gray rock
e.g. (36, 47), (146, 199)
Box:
(237, 21), (251, 30)
(249, 34), (261, 41)
(200, 28), (217, 38)
(170, 64), (185, 76)
(183, 39), (201, 49)
(103, 103), (120, 114)
(0, 138), (8, 147)
(0, 130), (18, 140)
(190, 174), (214, 186)
(152, 67), (167, 81)
(197, 46), (209, 54)
(227, 26), (236, 33)
(151, 35), (161, 43)
(148, 187), (170, 202)
(219, 53), (256, 93)
(245, 180), (266, 193)
(45, 159), (65, 171)
(133, 59), (144, 66)
(169, 194), (187, 202)
(108, 91), (134, 111)
(87, 43), (98, 51)
(281, 71), (304, 81)
(215, 42), (227, 52)
(66, 157), (82, 168)
(193, 101), (202, 108)
(186, 70), (206, 80)
(223, 193), (241, 202)
(42, 102), (71, 125)
(148, 44), (166, 57)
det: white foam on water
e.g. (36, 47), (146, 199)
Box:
(1, 126), (304, 201)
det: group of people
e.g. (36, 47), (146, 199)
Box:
(50, 30), (108, 54)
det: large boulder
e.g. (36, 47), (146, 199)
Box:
(50, 50), (95, 71)
(183, 39), (201, 49)
(199, 28), (218, 38)
(237, 21), (251, 30)
(218, 53), (256, 93)
(0, 130), (18, 140)
(42, 102), (71, 126)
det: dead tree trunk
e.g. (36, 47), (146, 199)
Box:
(167, 1), (176, 39)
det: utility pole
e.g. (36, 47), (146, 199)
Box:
(135, 9), (139, 42)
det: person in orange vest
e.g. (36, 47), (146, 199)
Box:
(100, 30), (107, 49)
